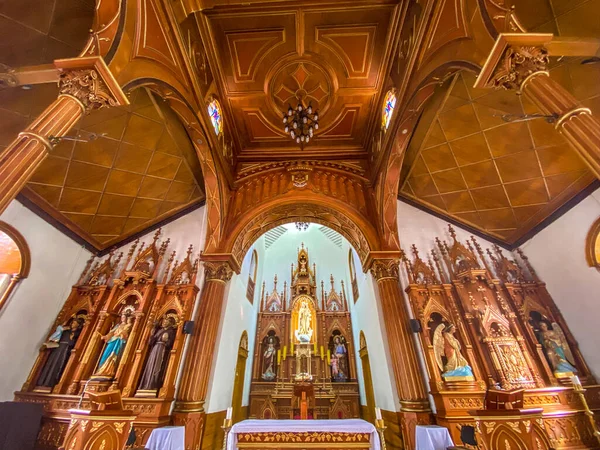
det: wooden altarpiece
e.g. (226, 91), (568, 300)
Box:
(402, 225), (599, 450)
(249, 245), (359, 420)
(15, 230), (201, 449)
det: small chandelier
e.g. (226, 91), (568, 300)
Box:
(283, 102), (319, 148)
(295, 222), (309, 232)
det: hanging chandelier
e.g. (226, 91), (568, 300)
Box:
(295, 222), (309, 232)
(283, 102), (319, 148)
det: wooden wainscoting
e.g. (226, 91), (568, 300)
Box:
(202, 410), (227, 450)
(381, 409), (403, 450)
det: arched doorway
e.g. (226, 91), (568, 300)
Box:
(0, 221), (31, 311)
(358, 332), (376, 424)
(231, 332), (249, 424)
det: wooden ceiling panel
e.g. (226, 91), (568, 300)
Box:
(399, 70), (597, 245)
(1, 87), (207, 252)
(203, 3), (397, 160)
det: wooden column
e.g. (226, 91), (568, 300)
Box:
(0, 56), (127, 214)
(475, 34), (600, 179)
(173, 256), (236, 450)
(366, 254), (431, 450)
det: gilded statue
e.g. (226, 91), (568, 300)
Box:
(537, 322), (576, 374)
(433, 323), (474, 378)
(93, 312), (134, 378)
(295, 299), (313, 342)
(138, 316), (177, 391)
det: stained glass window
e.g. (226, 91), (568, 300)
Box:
(208, 100), (222, 136)
(382, 90), (397, 130)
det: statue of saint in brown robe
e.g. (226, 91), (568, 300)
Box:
(37, 319), (83, 388)
(138, 317), (176, 391)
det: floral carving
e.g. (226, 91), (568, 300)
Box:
(59, 69), (118, 112)
(369, 259), (400, 281)
(204, 262), (234, 282)
(493, 46), (549, 91)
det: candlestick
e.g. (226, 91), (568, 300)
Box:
(221, 416), (233, 450)
(571, 378), (600, 445)
(375, 416), (387, 450)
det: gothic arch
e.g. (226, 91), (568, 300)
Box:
(223, 198), (381, 269)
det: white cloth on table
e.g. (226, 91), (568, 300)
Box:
(227, 419), (380, 450)
(145, 426), (185, 450)
(415, 425), (454, 450)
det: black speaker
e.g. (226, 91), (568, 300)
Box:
(409, 319), (422, 333)
(183, 320), (195, 335)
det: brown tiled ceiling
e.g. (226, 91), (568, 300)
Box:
(0, 0), (95, 67)
(0, 87), (205, 250)
(399, 64), (599, 244)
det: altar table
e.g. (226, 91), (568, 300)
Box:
(415, 425), (454, 450)
(227, 419), (380, 450)
(144, 426), (185, 450)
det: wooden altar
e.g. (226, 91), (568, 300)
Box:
(249, 244), (360, 420)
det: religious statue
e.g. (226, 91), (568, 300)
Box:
(330, 354), (339, 379)
(331, 335), (348, 381)
(138, 316), (177, 391)
(433, 323), (474, 378)
(295, 299), (313, 343)
(262, 338), (277, 381)
(37, 318), (84, 388)
(537, 322), (577, 374)
(93, 312), (134, 378)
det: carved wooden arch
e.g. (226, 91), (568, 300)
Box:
(120, 79), (227, 254)
(378, 62), (481, 252)
(224, 198), (380, 270)
(0, 221), (31, 312)
(585, 216), (600, 270)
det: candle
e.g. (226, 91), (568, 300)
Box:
(283, 346), (287, 359)
(326, 349), (331, 364)
(320, 346), (324, 359)
(375, 407), (382, 421)
(313, 340), (317, 353)
(226, 407), (233, 420)
(571, 375), (581, 387)
(277, 349), (281, 365)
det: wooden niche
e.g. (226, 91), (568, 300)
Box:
(15, 229), (201, 449)
(401, 225), (599, 450)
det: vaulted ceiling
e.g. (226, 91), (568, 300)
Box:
(197, 1), (400, 168)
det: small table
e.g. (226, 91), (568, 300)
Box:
(145, 426), (185, 450)
(415, 425), (454, 450)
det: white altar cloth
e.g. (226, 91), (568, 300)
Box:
(415, 425), (454, 450)
(145, 426), (185, 450)
(227, 419), (380, 450)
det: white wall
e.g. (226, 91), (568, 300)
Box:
(346, 243), (399, 412)
(0, 201), (92, 400)
(205, 238), (264, 412)
(520, 188), (600, 379)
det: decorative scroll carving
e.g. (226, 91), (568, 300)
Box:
(58, 69), (118, 112)
(204, 262), (234, 282)
(369, 259), (400, 281)
(492, 46), (549, 91)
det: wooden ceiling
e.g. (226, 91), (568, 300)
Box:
(198, 1), (400, 163)
(1, 87), (205, 251)
(399, 62), (600, 245)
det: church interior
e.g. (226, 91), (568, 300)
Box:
(1, 0), (600, 449)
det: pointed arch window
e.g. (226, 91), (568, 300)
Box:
(348, 249), (359, 303)
(208, 99), (223, 136)
(0, 221), (31, 312)
(247, 250), (259, 303)
(382, 89), (397, 131)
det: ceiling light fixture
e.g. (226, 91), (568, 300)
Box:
(295, 222), (309, 232)
(283, 102), (319, 149)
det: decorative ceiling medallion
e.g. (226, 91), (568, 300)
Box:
(268, 61), (333, 118)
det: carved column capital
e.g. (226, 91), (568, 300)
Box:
(369, 258), (401, 281)
(492, 45), (549, 91)
(58, 69), (117, 112)
(203, 261), (234, 282)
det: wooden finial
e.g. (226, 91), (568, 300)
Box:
(448, 224), (457, 241)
